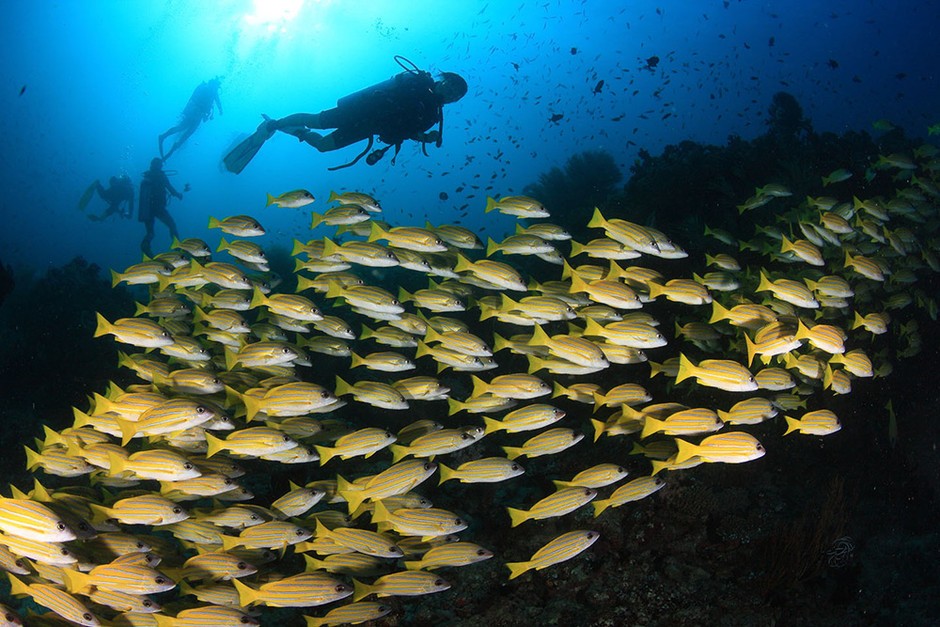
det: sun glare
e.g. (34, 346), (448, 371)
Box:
(243, 0), (305, 33)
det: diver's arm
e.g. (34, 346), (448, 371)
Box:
(215, 92), (223, 116)
(412, 130), (441, 145)
(163, 174), (183, 200)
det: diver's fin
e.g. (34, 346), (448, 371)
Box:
(223, 117), (275, 174)
(78, 180), (98, 211)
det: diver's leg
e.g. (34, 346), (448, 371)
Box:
(274, 112), (325, 130)
(164, 125), (197, 161)
(272, 112), (333, 144)
(141, 220), (155, 257)
(308, 129), (366, 152)
(159, 124), (184, 158)
(157, 207), (180, 241)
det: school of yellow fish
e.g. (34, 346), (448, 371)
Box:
(2, 147), (939, 626)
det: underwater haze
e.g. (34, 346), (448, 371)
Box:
(2, 2), (940, 627)
(1, 0), (937, 271)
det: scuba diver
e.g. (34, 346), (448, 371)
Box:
(159, 78), (223, 161)
(139, 158), (182, 257)
(81, 175), (135, 221)
(224, 57), (467, 173)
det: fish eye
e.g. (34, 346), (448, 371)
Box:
(240, 618), (252, 625)
(172, 507), (182, 514)
(477, 549), (487, 556)
(434, 578), (444, 586)
(195, 406), (207, 414)
(617, 466), (625, 473)
(511, 464), (519, 470)
(321, 391), (331, 398)
(83, 613), (93, 621)
(335, 584), (347, 592)
(586, 531), (596, 539)
(460, 433), (471, 440)
(56, 522), (66, 531)
(454, 518), (463, 526)
(143, 600), (153, 607)
(295, 528), (306, 536)
(136, 542), (145, 548)
(250, 514), (260, 520)
(424, 463), (434, 470)
(237, 561), (247, 569)
(390, 545), (400, 553)
(155, 576), (167, 584)
(61, 548), (70, 555)
(183, 463), (193, 470)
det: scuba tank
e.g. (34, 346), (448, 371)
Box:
(138, 176), (155, 223)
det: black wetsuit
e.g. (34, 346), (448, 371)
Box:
(326, 71), (443, 148)
(280, 71), (444, 152)
(93, 177), (135, 220)
(139, 169), (180, 257)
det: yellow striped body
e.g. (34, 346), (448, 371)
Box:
(593, 476), (666, 517)
(506, 486), (596, 527)
(505, 530), (599, 580)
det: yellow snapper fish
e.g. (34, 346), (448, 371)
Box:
(327, 190), (383, 213)
(94, 313), (173, 348)
(233, 571), (352, 607)
(505, 530), (599, 579)
(674, 432), (765, 464)
(506, 486), (597, 527)
(438, 457), (525, 484)
(371, 501), (467, 539)
(784, 410), (841, 436)
(553, 463), (629, 489)
(207, 214), (266, 237)
(593, 476), (666, 517)
(304, 602), (393, 627)
(266, 189), (315, 208)
(352, 570), (451, 601)
(7, 574), (101, 626)
(484, 195), (550, 217)
(676, 353), (757, 392)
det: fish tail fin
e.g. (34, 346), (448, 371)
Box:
(506, 560), (532, 580)
(232, 577), (260, 606)
(506, 507), (529, 528)
(709, 300), (730, 324)
(587, 207), (606, 229)
(204, 432), (225, 458)
(353, 579), (374, 602)
(93, 312), (112, 338)
(675, 353), (697, 384)
(438, 463), (455, 484)
(674, 438), (698, 464)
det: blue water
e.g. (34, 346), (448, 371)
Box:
(1, 0), (937, 271)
